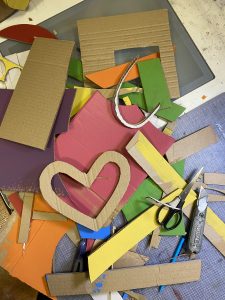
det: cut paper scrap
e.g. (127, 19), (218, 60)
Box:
(46, 260), (201, 296)
(204, 173), (225, 185)
(68, 58), (83, 81)
(121, 82), (185, 122)
(0, 24), (57, 44)
(166, 126), (218, 164)
(0, 55), (22, 82)
(0, 209), (74, 298)
(0, 88), (74, 192)
(85, 53), (159, 88)
(0, 38), (74, 150)
(70, 86), (143, 117)
(77, 224), (111, 240)
(78, 9), (180, 98)
(137, 58), (172, 111)
(88, 189), (196, 282)
(40, 151), (130, 231)
(2, 0), (30, 10)
(55, 91), (174, 219)
(0, 1), (15, 23)
(126, 131), (185, 194)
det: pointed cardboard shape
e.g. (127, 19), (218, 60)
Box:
(40, 151), (130, 231)
(77, 9), (179, 98)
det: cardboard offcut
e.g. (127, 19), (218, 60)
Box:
(40, 151), (130, 231)
(149, 227), (161, 249)
(0, 38), (74, 150)
(77, 9), (180, 98)
(204, 173), (225, 186)
(166, 126), (218, 164)
(46, 260), (201, 296)
(113, 251), (149, 269)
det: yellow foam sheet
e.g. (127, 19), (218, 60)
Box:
(88, 131), (225, 282)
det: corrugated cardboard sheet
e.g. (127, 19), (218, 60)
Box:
(77, 9), (180, 98)
(0, 37), (74, 150)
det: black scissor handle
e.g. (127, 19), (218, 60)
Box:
(156, 205), (183, 231)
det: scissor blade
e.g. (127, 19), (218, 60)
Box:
(179, 167), (203, 203)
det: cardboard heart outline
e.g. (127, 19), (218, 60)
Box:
(39, 151), (130, 231)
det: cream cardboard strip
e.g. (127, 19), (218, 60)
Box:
(88, 189), (195, 282)
(66, 224), (80, 246)
(126, 131), (184, 194)
(40, 151), (130, 231)
(46, 260), (201, 296)
(204, 173), (225, 186)
(77, 9), (180, 98)
(149, 227), (161, 249)
(0, 38), (74, 150)
(32, 212), (67, 222)
(208, 194), (225, 202)
(166, 126), (218, 164)
(18, 192), (34, 244)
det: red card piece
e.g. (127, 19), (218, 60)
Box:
(0, 24), (57, 44)
(55, 91), (174, 218)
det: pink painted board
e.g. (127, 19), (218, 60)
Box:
(55, 92), (174, 218)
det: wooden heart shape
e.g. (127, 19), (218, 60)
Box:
(39, 151), (130, 231)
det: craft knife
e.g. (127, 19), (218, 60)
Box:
(187, 187), (208, 254)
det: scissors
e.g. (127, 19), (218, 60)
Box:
(149, 168), (203, 231)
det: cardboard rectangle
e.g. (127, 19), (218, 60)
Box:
(166, 126), (218, 164)
(32, 212), (67, 222)
(126, 131), (184, 194)
(0, 38), (74, 150)
(18, 192), (34, 244)
(85, 53), (159, 88)
(0, 2), (15, 23)
(137, 58), (171, 111)
(204, 173), (225, 185)
(0, 88), (75, 192)
(114, 251), (149, 269)
(77, 9), (180, 98)
(46, 260), (201, 296)
(55, 92), (174, 219)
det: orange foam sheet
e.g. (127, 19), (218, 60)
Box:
(85, 53), (159, 88)
(0, 195), (73, 298)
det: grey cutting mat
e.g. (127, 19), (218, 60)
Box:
(53, 93), (225, 300)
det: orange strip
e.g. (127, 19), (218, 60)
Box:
(85, 53), (160, 88)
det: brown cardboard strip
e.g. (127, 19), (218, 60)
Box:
(77, 9), (180, 98)
(208, 194), (225, 202)
(149, 227), (161, 249)
(32, 212), (67, 221)
(46, 260), (201, 296)
(0, 38), (74, 150)
(18, 192), (34, 244)
(114, 251), (149, 269)
(204, 173), (225, 186)
(166, 126), (218, 164)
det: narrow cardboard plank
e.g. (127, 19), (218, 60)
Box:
(32, 212), (67, 222)
(0, 38), (74, 150)
(204, 173), (225, 185)
(166, 126), (218, 164)
(137, 58), (171, 111)
(114, 251), (149, 269)
(46, 260), (201, 296)
(85, 53), (159, 88)
(88, 189), (196, 282)
(149, 227), (161, 249)
(18, 192), (34, 244)
(0, 2), (15, 23)
(126, 131), (184, 194)
(77, 9), (180, 98)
